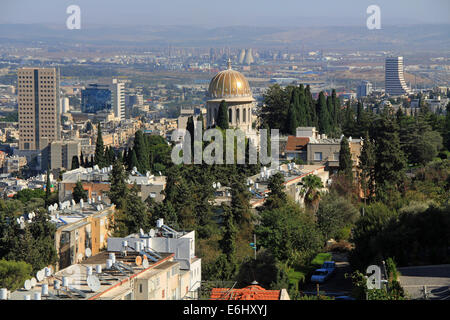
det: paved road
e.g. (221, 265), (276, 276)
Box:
(398, 264), (450, 300)
(301, 252), (354, 296)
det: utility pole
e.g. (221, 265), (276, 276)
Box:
(254, 234), (257, 260)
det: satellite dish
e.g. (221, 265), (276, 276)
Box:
(142, 258), (149, 269)
(86, 275), (101, 292)
(85, 248), (92, 258)
(24, 280), (32, 291)
(135, 256), (142, 266)
(36, 270), (44, 282)
(30, 278), (37, 287)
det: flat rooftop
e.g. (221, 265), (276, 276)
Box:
(9, 251), (173, 301)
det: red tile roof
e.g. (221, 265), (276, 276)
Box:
(285, 136), (309, 152)
(210, 285), (281, 300)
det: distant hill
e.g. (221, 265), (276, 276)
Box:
(0, 23), (449, 51)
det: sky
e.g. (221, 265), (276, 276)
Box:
(1, 0), (449, 27)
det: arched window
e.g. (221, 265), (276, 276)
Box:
(243, 107), (247, 123)
(236, 108), (240, 124)
(228, 108), (232, 123)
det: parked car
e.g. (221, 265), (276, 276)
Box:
(322, 261), (336, 275)
(310, 269), (332, 283)
(335, 295), (356, 300)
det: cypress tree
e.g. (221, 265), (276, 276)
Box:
(216, 100), (229, 129)
(45, 169), (51, 208)
(95, 124), (106, 168)
(129, 149), (139, 171)
(317, 92), (331, 135)
(71, 155), (80, 170)
(359, 131), (376, 201)
(219, 205), (237, 271)
(72, 180), (87, 203)
(185, 116), (195, 161)
(286, 102), (298, 135)
(133, 130), (149, 173)
(109, 159), (128, 209)
(80, 151), (84, 167)
(373, 112), (407, 201)
(339, 136), (353, 180)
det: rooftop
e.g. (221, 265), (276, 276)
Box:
(9, 250), (174, 301)
(210, 285), (282, 300)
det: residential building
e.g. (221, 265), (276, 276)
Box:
(51, 201), (116, 270)
(49, 140), (81, 171)
(58, 166), (166, 203)
(107, 218), (201, 299)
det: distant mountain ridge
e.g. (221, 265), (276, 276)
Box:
(0, 23), (449, 51)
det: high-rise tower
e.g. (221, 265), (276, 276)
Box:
(18, 67), (61, 151)
(111, 78), (125, 120)
(385, 56), (410, 96)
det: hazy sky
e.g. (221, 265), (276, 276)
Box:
(1, 0), (449, 27)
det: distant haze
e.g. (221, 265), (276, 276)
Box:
(1, 0), (449, 27)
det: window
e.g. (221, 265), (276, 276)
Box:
(334, 152), (339, 161)
(139, 284), (143, 293)
(162, 289), (165, 299)
(314, 152), (322, 161)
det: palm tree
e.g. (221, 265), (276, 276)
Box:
(299, 174), (324, 212)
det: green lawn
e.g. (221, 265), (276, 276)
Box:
(311, 252), (332, 267)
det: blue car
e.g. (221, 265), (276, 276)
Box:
(310, 268), (332, 283)
(322, 261), (336, 275)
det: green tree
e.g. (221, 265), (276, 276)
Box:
(44, 169), (52, 208)
(219, 205), (237, 277)
(0, 259), (32, 291)
(339, 136), (353, 180)
(299, 174), (324, 212)
(94, 123), (106, 168)
(256, 201), (323, 266)
(108, 159), (128, 210)
(359, 131), (376, 201)
(216, 100), (229, 129)
(264, 172), (287, 209)
(316, 193), (359, 241)
(317, 92), (331, 135)
(71, 155), (80, 170)
(72, 180), (87, 203)
(372, 112), (407, 202)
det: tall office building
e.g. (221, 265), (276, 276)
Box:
(385, 56), (410, 96)
(111, 79), (125, 120)
(18, 67), (61, 151)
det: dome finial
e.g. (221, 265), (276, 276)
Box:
(227, 58), (232, 70)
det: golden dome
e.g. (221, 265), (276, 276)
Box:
(208, 59), (252, 99)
